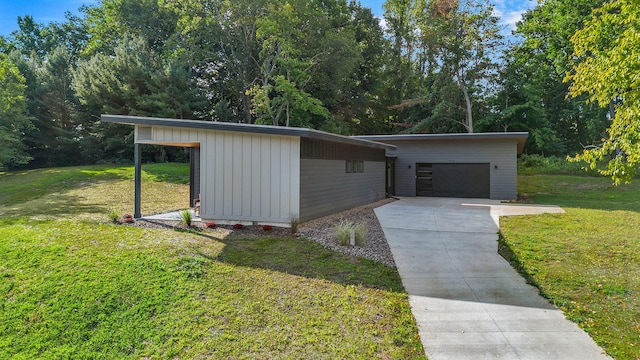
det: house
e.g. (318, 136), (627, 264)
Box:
(356, 133), (528, 200)
(101, 115), (392, 225)
(102, 115), (528, 225)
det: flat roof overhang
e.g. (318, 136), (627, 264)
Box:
(101, 114), (396, 151)
(354, 132), (529, 154)
(136, 141), (200, 147)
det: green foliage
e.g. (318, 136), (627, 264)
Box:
(82, 0), (178, 57)
(493, 0), (608, 156)
(180, 210), (192, 227)
(20, 46), (83, 168)
(10, 14), (88, 58)
(0, 53), (32, 169)
(566, 0), (640, 184)
(73, 36), (206, 163)
(517, 154), (601, 176)
(107, 209), (120, 223)
(501, 175), (640, 358)
(354, 223), (367, 247)
(383, 0), (503, 134)
(0, 0), (631, 173)
(334, 220), (354, 246)
(333, 221), (366, 247)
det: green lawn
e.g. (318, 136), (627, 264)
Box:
(500, 175), (640, 359)
(0, 164), (425, 359)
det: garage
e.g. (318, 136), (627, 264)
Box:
(355, 133), (528, 200)
(416, 163), (490, 198)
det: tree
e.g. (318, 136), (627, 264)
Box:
(0, 53), (32, 168)
(10, 14), (88, 59)
(16, 46), (82, 168)
(381, 0), (502, 134)
(499, 0), (608, 155)
(166, 0), (376, 130)
(82, 0), (178, 56)
(420, 0), (503, 133)
(247, 0), (338, 127)
(339, 1), (390, 135)
(566, 0), (640, 183)
(73, 36), (206, 162)
(6, 12), (89, 168)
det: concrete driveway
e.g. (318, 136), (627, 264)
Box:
(375, 197), (611, 360)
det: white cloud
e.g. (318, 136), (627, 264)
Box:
(377, 16), (388, 31)
(502, 9), (527, 30)
(491, 0), (536, 37)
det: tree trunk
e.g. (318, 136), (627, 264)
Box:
(460, 81), (473, 133)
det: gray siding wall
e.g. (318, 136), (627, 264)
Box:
(299, 159), (385, 222)
(143, 125), (301, 224)
(385, 139), (518, 200)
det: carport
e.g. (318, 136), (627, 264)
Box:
(101, 115), (393, 224)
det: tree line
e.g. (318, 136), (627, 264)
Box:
(0, 0), (637, 182)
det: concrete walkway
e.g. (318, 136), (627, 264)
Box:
(375, 198), (611, 360)
(140, 209), (201, 222)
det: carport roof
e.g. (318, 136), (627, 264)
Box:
(354, 132), (529, 154)
(102, 114), (395, 150)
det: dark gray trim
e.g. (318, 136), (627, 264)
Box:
(101, 114), (395, 151)
(300, 137), (386, 161)
(355, 132), (529, 154)
(189, 147), (201, 204)
(134, 143), (142, 218)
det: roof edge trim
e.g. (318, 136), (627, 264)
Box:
(101, 114), (395, 151)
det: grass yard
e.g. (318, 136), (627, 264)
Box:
(0, 164), (425, 359)
(0, 164), (190, 220)
(500, 175), (640, 359)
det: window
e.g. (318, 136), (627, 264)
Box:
(346, 160), (364, 173)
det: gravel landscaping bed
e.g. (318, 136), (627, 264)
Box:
(297, 198), (396, 267)
(126, 198), (397, 267)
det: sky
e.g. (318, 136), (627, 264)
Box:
(0, 0), (536, 37)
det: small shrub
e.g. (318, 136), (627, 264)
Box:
(233, 223), (244, 229)
(263, 225), (273, 231)
(334, 220), (354, 246)
(206, 221), (216, 228)
(181, 210), (192, 227)
(519, 154), (546, 168)
(290, 216), (299, 234)
(354, 223), (367, 246)
(108, 209), (119, 223)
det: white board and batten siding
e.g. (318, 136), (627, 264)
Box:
(386, 139), (518, 200)
(138, 125), (301, 224)
(299, 159), (385, 222)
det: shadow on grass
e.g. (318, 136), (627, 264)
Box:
(182, 229), (406, 293)
(0, 163), (190, 209)
(0, 193), (109, 219)
(497, 231), (552, 301)
(0, 165), (133, 208)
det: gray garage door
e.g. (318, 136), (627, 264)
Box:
(416, 163), (490, 198)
